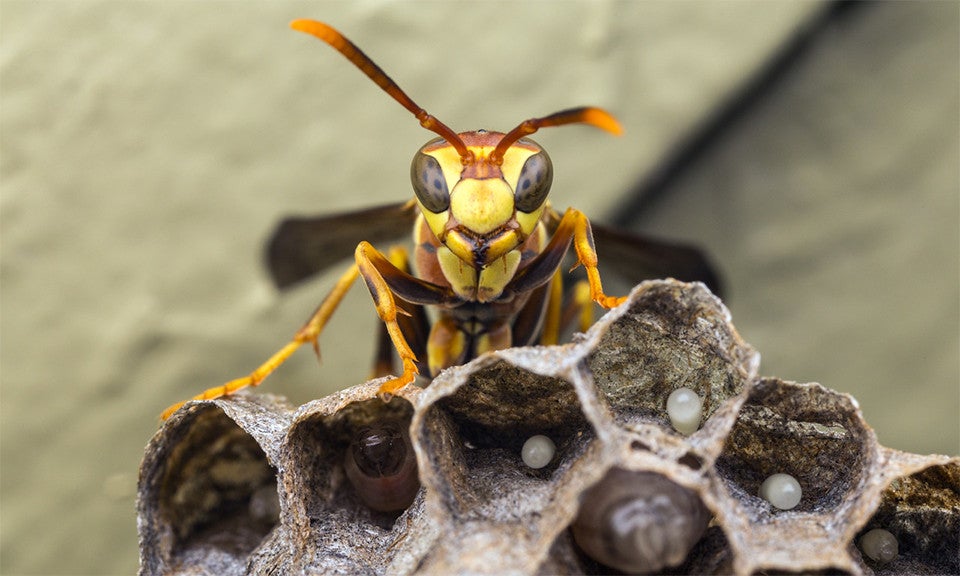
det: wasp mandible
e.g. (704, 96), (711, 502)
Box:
(161, 19), (721, 420)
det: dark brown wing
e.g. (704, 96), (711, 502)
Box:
(266, 201), (419, 289)
(590, 223), (723, 297)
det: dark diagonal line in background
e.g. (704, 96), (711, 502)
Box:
(610, 0), (869, 227)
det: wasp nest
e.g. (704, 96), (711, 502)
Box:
(137, 280), (959, 575)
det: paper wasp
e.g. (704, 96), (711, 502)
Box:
(161, 19), (720, 420)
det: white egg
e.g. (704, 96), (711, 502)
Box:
(521, 435), (556, 469)
(759, 473), (802, 510)
(860, 528), (898, 563)
(667, 387), (703, 435)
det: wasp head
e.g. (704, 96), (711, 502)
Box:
(411, 130), (553, 268)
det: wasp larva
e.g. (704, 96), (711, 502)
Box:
(571, 468), (710, 574)
(344, 423), (419, 512)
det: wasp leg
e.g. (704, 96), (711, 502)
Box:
(558, 208), (628, 309)
(571, 280), (595, 333)
(555, 280), (595, 337)
(354, 241), (456, 400)
(371, 246), (430, 379)
(371, 314), (395, 378)
(509, 281), (550, 348)
(542, 276), (594, 346)
(506, 207), (626, 310)
(539, 268), (565, 346)
(370, 247), (406, 379)
(160, 264), (360, 420)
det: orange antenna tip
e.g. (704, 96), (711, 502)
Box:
(581, 108), (624, 136)
(290, 19), (333, 39)
(490, 106), (623, 163)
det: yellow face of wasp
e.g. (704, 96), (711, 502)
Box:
(410, 131), (553, 270)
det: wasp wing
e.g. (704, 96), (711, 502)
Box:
(589, 223), (723, 297)
(541, 208), (723, 297)
(266, 201), (419, 289)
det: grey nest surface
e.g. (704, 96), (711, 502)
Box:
(138, 280), (959, 575)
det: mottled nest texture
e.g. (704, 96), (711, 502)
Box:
(138, 281), (959, 575)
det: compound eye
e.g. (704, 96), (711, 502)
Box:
(514, 151), (553, 213)
(411, 152), (450, 213)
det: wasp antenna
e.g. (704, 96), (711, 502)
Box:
(290, 19), (473, 162)
(490, 107), (623, 164)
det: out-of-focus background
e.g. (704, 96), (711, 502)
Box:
(1, 2), (956, 574)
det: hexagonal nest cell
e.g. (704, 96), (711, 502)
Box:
(138, 280), (959, 575)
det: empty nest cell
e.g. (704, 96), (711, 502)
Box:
(139, 404), (280, 574)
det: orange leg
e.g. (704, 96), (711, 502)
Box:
(562, 208), (628, 309)
(160, 264), (360, 420)
(573, 280), (595, 333)
(555, 279), (596, 339)
(533, 207), (627, 310)
(355, 241), (422, 400)
(544, 277), (597, 346)
(539, 268), (564, 346)
(504, 206), (625, 318)
(370, 246), (428, 379)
